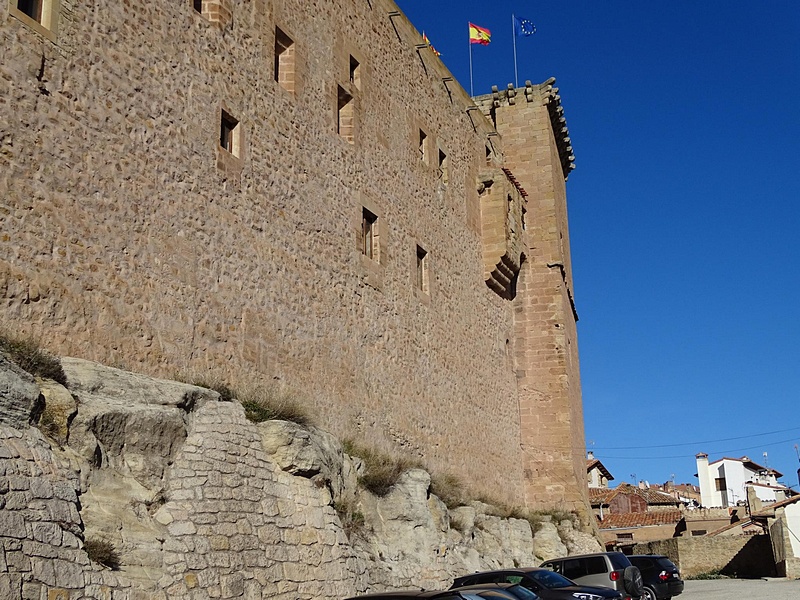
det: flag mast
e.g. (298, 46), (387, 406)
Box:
(469, 24), (474, 96)
(512, 13), (519, 89)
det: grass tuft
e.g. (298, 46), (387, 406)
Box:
(334, 499), (367, 539)
(342, 439), (422, 497)
(84, 539), (121, 570)
(0, 331), (67, 385)
(239, 385), (311, 425)
(430, 473), (466, 509)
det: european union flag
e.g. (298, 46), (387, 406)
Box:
(514, 16), (537, 37)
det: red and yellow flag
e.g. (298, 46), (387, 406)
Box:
(469, 22), (491, 45)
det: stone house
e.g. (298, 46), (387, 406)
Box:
(0, 0), (588, 514)
(587, 451), (614, 489)
(591, 483), (684, 548)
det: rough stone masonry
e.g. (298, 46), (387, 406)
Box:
(0, 0), (588, 517)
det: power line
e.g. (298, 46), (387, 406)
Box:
(596, 436), (800, 460)
(590, 425), (800, 451)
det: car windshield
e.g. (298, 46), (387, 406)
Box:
(528, 570), (575, 589)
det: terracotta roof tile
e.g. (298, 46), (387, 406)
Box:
(597, 509), (683, 529)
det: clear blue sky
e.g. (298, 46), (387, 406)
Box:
(396, 1), (800, 489)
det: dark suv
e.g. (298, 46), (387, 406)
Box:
(539, 552), (643, 600)
(626, 555), (683, 600)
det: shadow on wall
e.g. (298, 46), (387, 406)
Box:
(720, 535), (776, 579)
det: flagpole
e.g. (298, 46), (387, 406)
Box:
(512, 14), (518, 88)
(469, 26), (474, 96)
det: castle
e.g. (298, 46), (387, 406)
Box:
(1, 0), (588, 517)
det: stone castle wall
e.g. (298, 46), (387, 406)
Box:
(1, 0), (584, 510)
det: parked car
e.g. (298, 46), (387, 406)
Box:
(451, 567), (623, 600)
(345, 582), (540, 600)
(539, 552), (643, 600)
(626, 555), (683, 600)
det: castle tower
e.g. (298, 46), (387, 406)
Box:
(476, 81), (589, 519)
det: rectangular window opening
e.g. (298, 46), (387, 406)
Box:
(349, 55), (361, 90)
(416, 245), (429, 294)
(485, 143), (492, 164)
(275, 27), (296, 93)
(337, 86), (354, 144)
(220, 110), (240, 157)
(192, 0), (202, 14)
(715, 477), (727, 491)
(438, 149), (448, 184)
(522, 205), (527, 231)
(361, 208), (378, 260)
(419, 129), (428, 163)
(18, 0), (42, 21)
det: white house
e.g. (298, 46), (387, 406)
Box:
(695, 453), (792, 508)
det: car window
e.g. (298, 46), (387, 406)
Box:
(502, 576), (523, 584)
(608, 553), (631, 570)
(655, 558), (677, 571)
(561, 559), (585, 581)
(632, 557), (653, 571)
(584, 556), (607, 575)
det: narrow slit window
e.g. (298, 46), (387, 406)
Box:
(419, 129), (428, 163)
(275, 27), (296, 93)
(361, 208), (378, 260)
(349, 55), (361, 90)
(192, 0), (202, 14)
(220, 110), (240, 157)
(416, 245), (429, 294)
(438, 149), (448, 184)
(522, 205), (527, 231)
(18, 0), (43, 21)
(485, 143), (492, 164)
(338, 86), (354, 144)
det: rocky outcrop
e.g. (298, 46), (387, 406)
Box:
(0, 353), (43, 429)
(0, 354), (601, 599)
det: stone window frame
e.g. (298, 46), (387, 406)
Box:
(216, 103), (245, 178)
(337, 85), (355, 144)
(357, 195), (387, 290)
(8, 0), (61, 42)
(413, 241), (431, 304)
(189, 0), (232, 29)
(418, 127), (429, 165)
(437, 145), (449, 186)
(274, 25), (296, 94)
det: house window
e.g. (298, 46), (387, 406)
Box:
(361, 208), (378, 260)
(192, 0), (202, 13)
(220, 110), (240, 157)
(419, 129), (428, 164)
(416, 245), (429, 293)
(616, 533), (633, 540)
(349, 55), (361, 90)
(715, 477), (727, 491)
(17, 0), (42, 21)
(275, 27), (295, 93)
(10, 0), (59, 37)
(438, 149), (448, 184)
(337, 86), (354, 143)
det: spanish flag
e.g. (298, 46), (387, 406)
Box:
(469, 22), (491, 45)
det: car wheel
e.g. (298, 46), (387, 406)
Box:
(623, 566), (644, 598)
(641, 587), (657, 600)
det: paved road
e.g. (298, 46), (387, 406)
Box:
(678, 578), (800, 599)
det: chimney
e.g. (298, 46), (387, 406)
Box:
(696, 453), (711, 508)
(587, 451), (594, 460)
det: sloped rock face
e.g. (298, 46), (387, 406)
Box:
(0, 356), (600, 599)
(0, 353), (43, 429)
